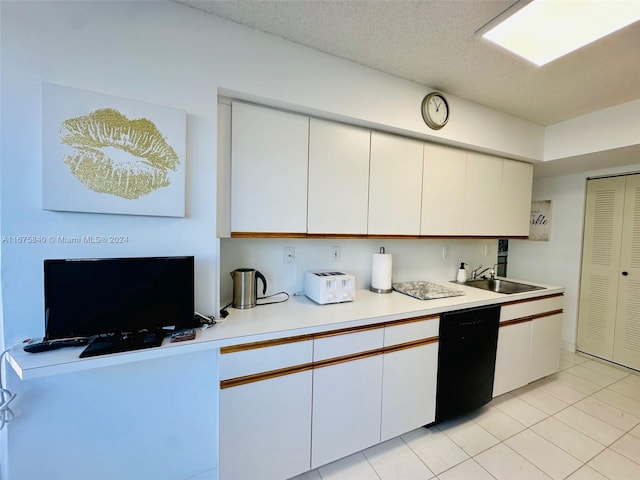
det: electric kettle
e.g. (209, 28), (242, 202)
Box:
(230, 268), (267, 309)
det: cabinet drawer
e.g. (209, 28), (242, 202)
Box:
(384, 316), (439, 347)
(220, 339), (313, 380)
(314, 327), (384, 361)
(501, 294), (564, 322)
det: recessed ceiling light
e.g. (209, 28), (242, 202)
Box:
(480, 0), (640, 66)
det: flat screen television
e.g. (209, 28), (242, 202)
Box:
(44, 256), (195, 355)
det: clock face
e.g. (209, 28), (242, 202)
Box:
(421, 93), (449, 129)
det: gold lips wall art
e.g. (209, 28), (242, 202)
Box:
(42, 83), (187, 217)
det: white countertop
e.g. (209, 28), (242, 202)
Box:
(7, 278), (564, 380)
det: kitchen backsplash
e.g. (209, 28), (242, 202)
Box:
(219, 238), (498, 304)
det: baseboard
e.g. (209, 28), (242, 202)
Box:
(561, 340), (575, 353)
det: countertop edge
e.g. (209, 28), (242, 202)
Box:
(8, 279), (565, 380)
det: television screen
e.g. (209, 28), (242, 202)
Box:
(44, 256), (195, 340)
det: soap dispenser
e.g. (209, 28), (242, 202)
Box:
(456, 263), (467, 283)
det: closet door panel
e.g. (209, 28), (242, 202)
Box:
(613, 175), (640, 370)
(577, 177), (625, 359)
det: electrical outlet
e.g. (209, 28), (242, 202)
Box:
(283, 247), (295, 264)
(331, 246), (341, 263)
(442, 245), (450, 260)
(484, 243), (490, 257)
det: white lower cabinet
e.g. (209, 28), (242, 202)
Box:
(311, 327), (384, 468)
(530, 311), (563, 382)
(494, 319), (532, 397)
(218, 340), (313, 480)
(381, 317), (439, 441)
(493, 294), (564, 398)
(218, 300), (560, 479)
(312, 354), (384, 467)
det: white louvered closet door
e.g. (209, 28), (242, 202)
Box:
(578, 174), (640, 370)
(613, 175), (640, 370)
(577, 176), (626, 360)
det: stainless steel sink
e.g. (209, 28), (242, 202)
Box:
(460, 278), (545, 294)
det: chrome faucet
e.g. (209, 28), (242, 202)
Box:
(471, 264), (497, 280)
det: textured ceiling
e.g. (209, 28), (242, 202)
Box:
(177, 0), (640, 126)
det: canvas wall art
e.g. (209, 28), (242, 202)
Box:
(42, 82), (187, 217)
(529, 200), (552, 241)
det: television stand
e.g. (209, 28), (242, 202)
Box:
(79, 331), (165, 358)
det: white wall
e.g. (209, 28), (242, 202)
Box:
(0, 1), (636, 479)
(544, 99), (640, 161)
(219, 238), (498, 306)
(509, 163), (640, 351)
(1, 1), (219, 349)
(1, 0), (550, 351)
(0, 2), (534, 478)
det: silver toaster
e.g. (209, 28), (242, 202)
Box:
(304, 271), (355, 305)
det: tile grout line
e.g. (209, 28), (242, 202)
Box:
(457, 358), (630, 479)
(449, 353), (639, 479)
(301, 352), (638, 480)
(398, 431), (444, 479)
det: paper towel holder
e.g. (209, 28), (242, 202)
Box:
(371, 246), (393, 294)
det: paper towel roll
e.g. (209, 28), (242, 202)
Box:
(371, 252), (392, 293)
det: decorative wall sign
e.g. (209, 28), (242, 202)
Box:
(42, 82), (187, 217)
(529, 200), (552, 241)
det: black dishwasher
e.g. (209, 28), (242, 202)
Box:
(434, 304), (501, 424)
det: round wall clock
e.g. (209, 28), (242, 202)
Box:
(421, 92), (449, 130)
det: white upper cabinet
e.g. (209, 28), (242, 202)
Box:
(308, 119), (371, 234)
(228, 103), (533, 237)
(463, 153), (533, 237)
(421, 143), (467, 236)
(368, 132), (423, 235)
(464, 152), (503, 236)
(231, 102), (309, 234)
(500, 160), (534, 237)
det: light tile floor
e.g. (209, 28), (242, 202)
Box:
(291, 351), (640, 480)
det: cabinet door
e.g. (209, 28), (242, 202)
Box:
(231, 102), (309, 233)
(381, 318), (439, 440)
(308, 119), (371, 234)
(219, 372), (312, 480)
(493, 320), (532, 397)
(500, 160), (533, 237)
(312, 355), (383, 468)
(381, 345), (438, 440)
(421, 144), (467, 235)
(464, 152), (503, 235)
(219, 340), (313, 480)
(312, 327), (384, 468)
(380, 316), (440, 441)
(530, 313), (562, 382)
(368, 132), (423, 235)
